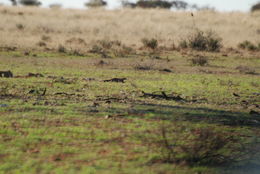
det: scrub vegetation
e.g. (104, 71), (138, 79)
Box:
(0, 6), (260, 174)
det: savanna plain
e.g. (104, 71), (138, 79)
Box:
(0, 6), (260, 174)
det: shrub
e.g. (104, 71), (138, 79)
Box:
(191, 56), (208, 66)
(141, 38), (158, 50)
(58, 45), (66, 53)
(188, 30), (222, 52)
(19, 0), (41, 6)
(136, 0), (172, 9)
(238, 40), (250, 49)
(145, 124), (259, 166)
(206, 32), (222, 51)
(16, 23), (25, 30)
(85, 0), (107, 8)
(238, 41), (258, 51)
(251, 2), (260, 12)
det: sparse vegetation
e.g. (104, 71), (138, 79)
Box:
(0, 5), (260, 174)
(187, 30), (222, 51)
(191, 56), (208, 66)
(238, 40), (259, 51)
(58, 44), (66, 53)
(147, 124), (259, 166)
(141, 38), (158, 50)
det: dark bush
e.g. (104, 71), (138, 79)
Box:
(188, 30), (222, 52)
(58, 45), (66, 53)
(136, 0), (172, 9)
(19, 0), (41, 6)
(251, 2), (260, 12)
(238, 40), (258, 51)
(141, 38), (158, 50)
(206, 32), (222, 51)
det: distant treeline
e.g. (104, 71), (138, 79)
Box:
(8, 0), (260, 12)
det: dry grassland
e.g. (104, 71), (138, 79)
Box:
(0, 6), (260, 52)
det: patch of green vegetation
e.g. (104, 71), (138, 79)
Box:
(0, 50), (259, 174)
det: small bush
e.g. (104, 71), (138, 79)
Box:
(188, 30), (222, 52)
(191, 56), (208, 66)
(144, 124), (259, 166)
(136, 0), (172, 9)
(16, 23), (25, 30)
(251, 2), (260, 12)
(141, 38), (158, 50)
(238, 41), (258, 51)
(19, 0), (41, 6)
(58, 45), (66, 53)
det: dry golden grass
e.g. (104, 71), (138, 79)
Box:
(0, 6), (260, 51)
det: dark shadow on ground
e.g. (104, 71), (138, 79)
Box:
(84, 101), (260, 128)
